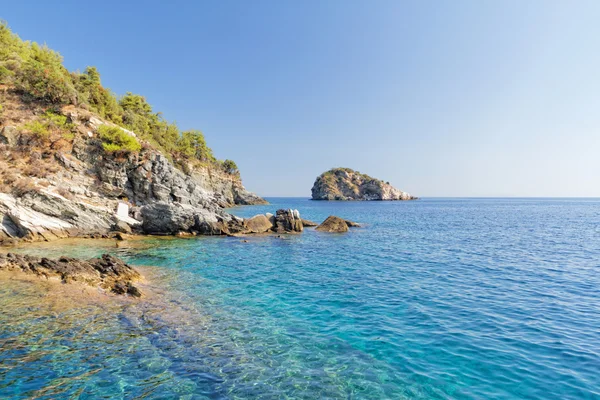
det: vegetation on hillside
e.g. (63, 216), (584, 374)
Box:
(98, 125), (142, 153)
(20, 110), (74, 149)
(0, 21), (238, 176)
(321, 168), (385, 184)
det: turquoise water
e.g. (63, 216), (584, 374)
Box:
(1, 198), (600, 399)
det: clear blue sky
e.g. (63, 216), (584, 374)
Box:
(3, 1), (599, 197)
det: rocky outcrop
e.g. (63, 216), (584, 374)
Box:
(311, 168), (415, 201)
(237, 209), (304, 234)
(0, 102), (266, 243)
(0, 191), (133, 242)
(139, 202), (246, 236)
(245, 214), (274, 233)
(0, 253), (142, 296)
(316, 216), (350, 233)
(273, 209), (303, 233)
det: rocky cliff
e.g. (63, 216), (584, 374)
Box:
(0, 90), (265, 243)
(311, 168), (416, 201)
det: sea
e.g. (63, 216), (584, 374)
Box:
(1, 198), (599, 399)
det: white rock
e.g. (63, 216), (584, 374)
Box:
(116, 202), (129, 218)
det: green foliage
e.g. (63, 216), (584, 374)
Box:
(0, 21), (30, 84)
(118, 92), (183, 158)
(177, 130), (215, 162)
(18, 43), (77, 104)
(0, 65), (12, 82)
(0, 21), (237, 175)
(1, 21), (76, 103)
(21, 110), (74, 142)
(98, 125), (141, 153)
(23, 119), (49, 138)
(73, 67), (122, 123)
(222, 159), (239, 175)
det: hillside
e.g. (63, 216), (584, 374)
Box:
(0, 22), (266, 243)
(311, 168), (416, 201)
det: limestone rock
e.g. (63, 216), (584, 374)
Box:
(112, 220), (133, 234)
(273, 209), (303, 233)
(316, 216), (349, 233)
(0, 192), (113, 241)
(0, 126), (18, 147)
(138, 202), (245, 236)
(140, 202), (200, 235)
(311, 168), (416, 201)
(245, 214), (274, 233)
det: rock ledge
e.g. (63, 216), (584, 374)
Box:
(0, 253), (142, 297)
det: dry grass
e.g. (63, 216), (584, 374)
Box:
(12, 178), (39, 196)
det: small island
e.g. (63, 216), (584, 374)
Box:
(311, 168), (416, 201)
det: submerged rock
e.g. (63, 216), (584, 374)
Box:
(345, 219), (361, 228)
(315, 216), (349, 233)
(311, 168), (416, 201)
(0, 253), (142, 296)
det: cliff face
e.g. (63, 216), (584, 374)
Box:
(0, 91), (265, 243)
(311, 168), (415, 201)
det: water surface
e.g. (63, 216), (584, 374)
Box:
(1, 198), (599, 399)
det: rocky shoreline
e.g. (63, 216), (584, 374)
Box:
(0, 209), (360, 300)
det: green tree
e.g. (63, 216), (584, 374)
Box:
(177, 130), (215, 162)
(73, 67), (122, 122)
(222, 159), (239, 175)
(17, 43), (77, 104)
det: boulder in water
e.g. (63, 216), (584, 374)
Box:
(273, 209), (303, 233)
(315, 216), (349, 233)
(245, 214), (274, 233)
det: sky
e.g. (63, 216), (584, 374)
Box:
(2, 0), (599, 197)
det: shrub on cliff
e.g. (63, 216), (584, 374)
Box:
(177, 130), (215, 163)
(222, 159), (239, 175)
(21, 110), (74, 148)
(98, 125), (141, 153)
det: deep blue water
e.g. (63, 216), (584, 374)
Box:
(1, 198), (600, 399)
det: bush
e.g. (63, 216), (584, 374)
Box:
(22, 119), (49, 138)
(177, 130), (215, 162)
(17, 43), (77, 104)
(98, 125), (141, 153)
(20, 110), (74, 147)
(222, 159), (239, 175)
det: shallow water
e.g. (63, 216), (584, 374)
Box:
(1, 198), (600, 399)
